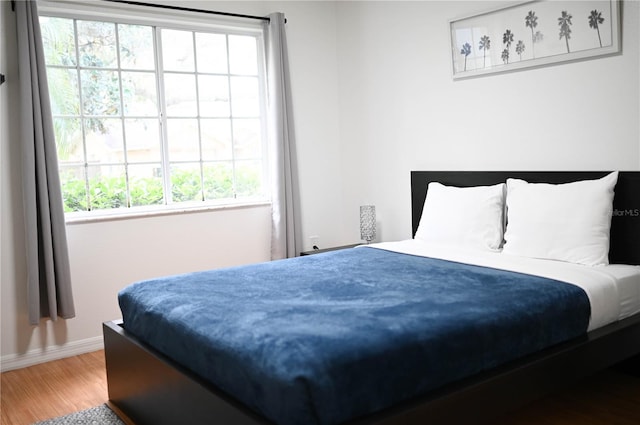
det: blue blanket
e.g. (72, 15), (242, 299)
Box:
(119, 247), (590, 425)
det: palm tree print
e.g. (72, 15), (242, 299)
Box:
(460, 42), (472, 71)
(525, 10), (543, 58)
(479, 35), (490, 68)
(502, 29), (514, 49)
(501, 48), (509, 64)
(589, 10), (604, 47)
(516, 40), (525, 60)
(502, 29), (514, 64)
(558, 11), (573, 53)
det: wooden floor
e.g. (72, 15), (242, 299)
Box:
(1, 351), (108, 425)
(1, 350), (640, 425)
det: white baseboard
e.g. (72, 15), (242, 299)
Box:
(0, 336), (104, 372)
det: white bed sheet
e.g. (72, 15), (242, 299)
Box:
(364, 240), (640, 331)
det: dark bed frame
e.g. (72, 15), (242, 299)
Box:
(103, 171), (640, 425)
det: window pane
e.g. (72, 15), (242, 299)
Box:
(81, 70), (121, 116)
(229, 35), (257, 75)
(40, 17), (76, 66)
(230, 76), (259, 117)
(166, 118), (199, 161)
(60, 167), (88, 212)
(233, 119), (261, 160)
(124, 119), (161, 163)
(121, 71), (157, 116)
(201, 119), (231, 160)
(196, 33), (227, 73)
(119, 24), (155, 70)
(42, 12), (267, 213)
(162, 29), (194, 72)
(129, 164), (164, 206)
(203, 163), (233, 200)
(198, 75), (229, 117)
(164, 73), (197, 117)
(87, 165), (127, 211)
(77, 20), (117, 68)
(235, 160), (263, 197)
(171, 163), (202, 202)
(85, 118), (124, 163)
(47, 68), (80, 115)
(53, 118), (83, 163)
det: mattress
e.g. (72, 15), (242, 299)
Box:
(369, 239), (640, 331)
(119, 246), (595, 425)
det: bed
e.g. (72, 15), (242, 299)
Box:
(103, 171), (640, 425)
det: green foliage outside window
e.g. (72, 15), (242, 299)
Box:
(61, 166), (261, 213)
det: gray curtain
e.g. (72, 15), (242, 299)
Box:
(15, 0), (75, 325)
(265, 13), (301, 259)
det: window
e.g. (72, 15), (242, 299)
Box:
(39, 11), (267, 215)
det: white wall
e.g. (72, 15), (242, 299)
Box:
(2, 0), (639, 369)
(336, 1), (640, 243)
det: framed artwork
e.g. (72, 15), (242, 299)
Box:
(449, 0), (621, 80)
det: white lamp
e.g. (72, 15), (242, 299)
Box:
(360, 205), (376, 244)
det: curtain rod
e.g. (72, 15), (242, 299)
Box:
(102, 0), (271, 23)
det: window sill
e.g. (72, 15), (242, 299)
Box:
(64, 200), (271, 225)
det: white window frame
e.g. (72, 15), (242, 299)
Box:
(38, 0), (270, 223)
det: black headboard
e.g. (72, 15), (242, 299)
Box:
(410, 171), (640, 265)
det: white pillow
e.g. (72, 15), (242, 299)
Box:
(502, 171), (618, 266)
(415, 182), (506, 251)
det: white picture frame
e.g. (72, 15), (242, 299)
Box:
(449, 0), (621, 80)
